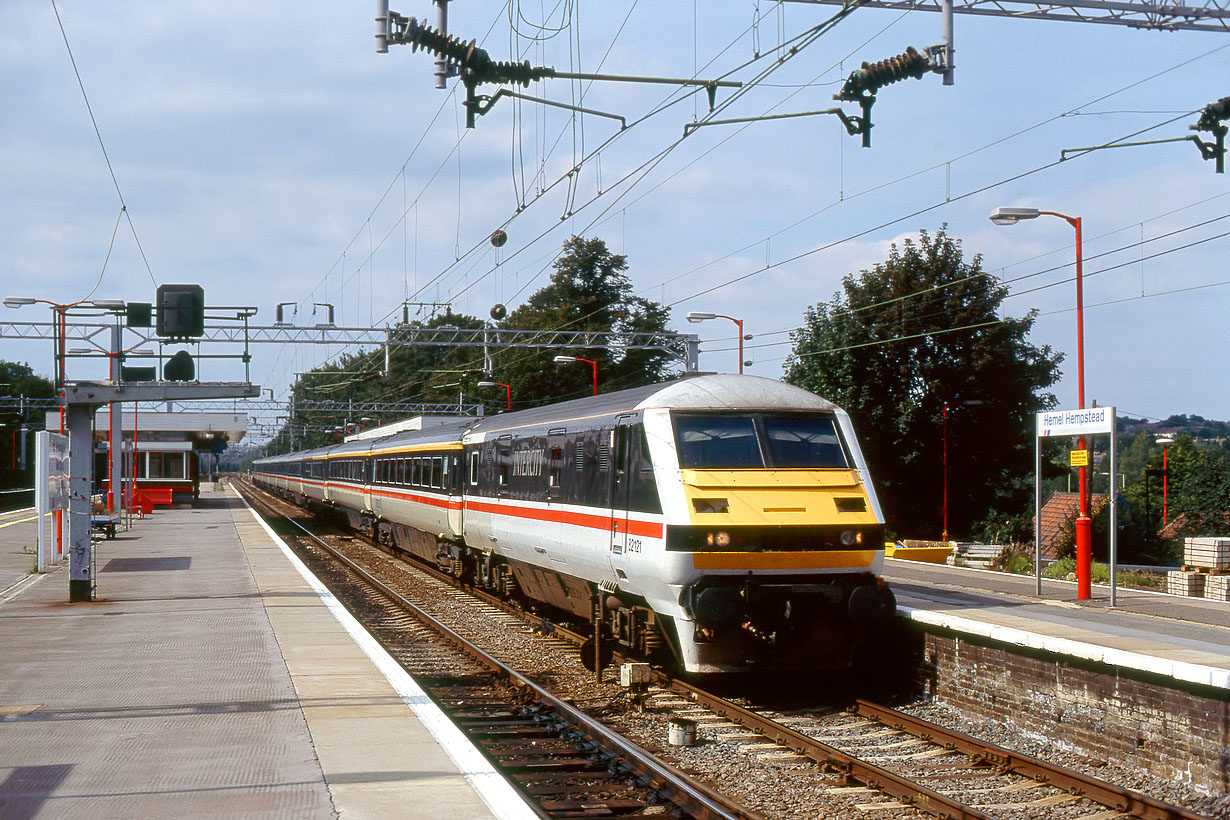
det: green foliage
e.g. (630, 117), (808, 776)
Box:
(783, 227), (1063, 539)
(996, 549), (1034, 575)
(493, 235), (676, 406)
(0, 360), (56, 491)
(268, 236), (675, 454)
(974, 507), (1035, 547)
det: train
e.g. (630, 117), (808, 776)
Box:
(251, 373), (896, 675)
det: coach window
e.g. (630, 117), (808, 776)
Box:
(469, 451), (480, 485)
(435, 456), (445, 488)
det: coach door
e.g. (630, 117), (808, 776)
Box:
(608, 415), (636, 575)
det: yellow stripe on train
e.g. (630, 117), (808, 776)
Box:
(692, 549), (878, 570)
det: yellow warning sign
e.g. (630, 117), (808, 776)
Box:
(1069, 449), (1090, 467)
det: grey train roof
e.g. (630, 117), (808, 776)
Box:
(257, 375), (840, 462)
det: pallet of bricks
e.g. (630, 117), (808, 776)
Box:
(1168, 537), (1230, 599)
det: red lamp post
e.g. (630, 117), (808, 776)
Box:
(477, 381), (511, 411)
(992, 206), (1091, 600)
(553, 356), (598, 395)
(942, 399), (983, 542)
(1156, 435), (1175, 525)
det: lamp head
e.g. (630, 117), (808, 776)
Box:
(91, 299), (126, 310)
(686, 311), (716, 323)
(553, 355), (577, 364)
(990, 207), (1040, 226)
(4, 297), (37, 308)
(476, 381), (495, 388)
(1156, 435), (1175, 446)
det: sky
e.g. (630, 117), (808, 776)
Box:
(2, 1), (1228, 441)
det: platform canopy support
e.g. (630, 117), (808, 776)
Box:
(63, 381), (260, 602)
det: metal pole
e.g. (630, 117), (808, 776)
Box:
(737, 318), (744, 374)
(1035, 431), (1042, 596)
(433, 0), (449, 89)
(941, 0), (955, 85)
(942, 403), (949, 542)
(109, 320), (122, 519)
(1109, 408), (1118, 607)
(1162, 444), (1169, 524)
(67, 402), (93, 602)
(1072, 215), (1091, 601)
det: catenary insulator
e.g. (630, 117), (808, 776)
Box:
(837, 46), (930, 101)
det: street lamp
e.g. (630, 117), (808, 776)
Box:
(553, 356), (598, 396)
(991, 205), (1093, 600)
(686, 311), (747, 374)
(477, 381), (511, 411)
(1156, 435), (1175, 525)
(942, 399), (983, 542)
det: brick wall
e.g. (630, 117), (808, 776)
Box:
(917, 627), (1230, 794)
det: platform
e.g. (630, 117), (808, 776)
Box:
(0, 486), (534, 820)
(0, 505), (55, 595)
(884, 557), (1230, 690)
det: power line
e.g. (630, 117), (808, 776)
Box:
(50, 0), (158, 289)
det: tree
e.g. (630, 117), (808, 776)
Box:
(0, 361), (56, 495)
(493, 235), (677, 406)
(283, 308), (488, 450)
(783, 228), (1063, 540)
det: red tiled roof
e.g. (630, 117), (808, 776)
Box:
(1034, 491), (1110, 559)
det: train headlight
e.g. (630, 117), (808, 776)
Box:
(706, 530), (733, 549)
(840, 529), (857, 547)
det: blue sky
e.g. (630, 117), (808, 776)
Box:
(2, 2), (1227, 437)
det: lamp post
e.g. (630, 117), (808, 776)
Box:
(1156, 435), (1175, 525)
(686, 311), (746, 374)
(553, 356), (598, 395)
(942, 399), (983, 542)
(991, 205), (1092, 600)
(477, 381), (511, 411)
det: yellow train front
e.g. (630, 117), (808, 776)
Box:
(628, 375), (894, 674)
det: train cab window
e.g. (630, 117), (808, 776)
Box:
(763, 416), (848, 468)
(674, 415), (764, 469)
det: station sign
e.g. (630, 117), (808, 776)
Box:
(1036, 406), (1115, 438)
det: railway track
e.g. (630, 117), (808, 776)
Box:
(233, 478), (1215, 820)
(237, 479), (760, 820)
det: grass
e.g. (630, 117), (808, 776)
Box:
(998, 553), (1166, 591)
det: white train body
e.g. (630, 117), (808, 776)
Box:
(253, 375), (894, 675)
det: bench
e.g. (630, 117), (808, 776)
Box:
(91, 515), (119, 539)
(131, 488), (174, 514)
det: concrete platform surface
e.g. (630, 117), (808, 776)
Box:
(0, 487), (535, 820)
(885, 558), (1230, 690)
(0, 506), (55, 595)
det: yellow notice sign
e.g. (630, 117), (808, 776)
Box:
(1069, 449), (1090, 467)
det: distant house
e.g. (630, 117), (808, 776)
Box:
(1158, 511), (1230, 540)
(1033, 491), (1111, 559)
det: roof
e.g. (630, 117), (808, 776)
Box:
(1034, 491), (1111, 559)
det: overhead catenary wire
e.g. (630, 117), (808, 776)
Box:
(268, 8), (1227, 424)
(50, 0), (158, 289)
